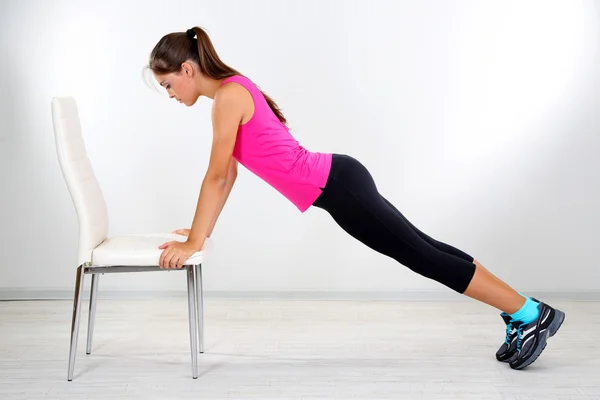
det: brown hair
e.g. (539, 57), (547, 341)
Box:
(148, 26), (287, 125)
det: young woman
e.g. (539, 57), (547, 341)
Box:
(149, 26), (564, 370)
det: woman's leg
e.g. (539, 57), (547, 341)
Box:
(313, 154), (565, 369)
(314, 155), (524, 313)
(381, 196), (525, 312)
(464, 261), (524, 313)
(381, 196), (474, 262)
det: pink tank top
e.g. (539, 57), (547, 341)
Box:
(220, 75), (332, 212)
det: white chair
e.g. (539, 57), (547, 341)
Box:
(51, 97), (211, 381)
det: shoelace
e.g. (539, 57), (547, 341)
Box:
(504, 322), (514, 345)
(515, 324), (524, 352)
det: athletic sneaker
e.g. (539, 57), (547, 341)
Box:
(496, 297), (540, 362)
(508, 301), (565, 370)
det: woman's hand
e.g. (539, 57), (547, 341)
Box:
(158, 240), (202, 269)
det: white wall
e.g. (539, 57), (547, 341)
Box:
(1, 0), (599, 298)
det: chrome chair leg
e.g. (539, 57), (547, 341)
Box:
(197, 264), (204, 354)
(186, 265), (199, 379)
(67, 265), (85, 381)
(86, 273), (99, 355)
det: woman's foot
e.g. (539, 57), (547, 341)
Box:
(496, 297), (539, 362)
(507, 301), (566, 370)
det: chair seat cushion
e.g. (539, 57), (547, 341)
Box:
(92, 233), (211, 267)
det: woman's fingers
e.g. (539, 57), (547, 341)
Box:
(159, 247), (169, 269)
(169, 253), (179, 269)
(159, 241), (176, 250)
(159, 242), (190, 269)
(160, 245), (177, 268)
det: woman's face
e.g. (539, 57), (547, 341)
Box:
(154, 62), (198, 106)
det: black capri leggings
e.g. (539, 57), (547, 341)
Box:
(312, 154), (476, 293)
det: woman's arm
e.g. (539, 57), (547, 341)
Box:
(186, 87), (244, 249)
(159, 84), (245, 269)
(206, 158), (238, 238)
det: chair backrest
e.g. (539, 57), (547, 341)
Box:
(51, 97), (109, 267)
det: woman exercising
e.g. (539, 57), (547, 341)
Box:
(147, 26), (564, 370)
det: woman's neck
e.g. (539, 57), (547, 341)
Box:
(196, 76), (226, 99)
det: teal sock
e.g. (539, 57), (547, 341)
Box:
(509, 293), (540, 324)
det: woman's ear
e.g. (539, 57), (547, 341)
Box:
(181, 62), (194, 78)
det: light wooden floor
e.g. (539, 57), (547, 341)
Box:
(0, 299), (598, 399)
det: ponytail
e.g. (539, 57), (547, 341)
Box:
(149, 26), (287, 125)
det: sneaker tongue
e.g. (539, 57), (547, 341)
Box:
(510, 320), (526, 332)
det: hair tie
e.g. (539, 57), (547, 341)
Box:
(186, 29), (196, 39)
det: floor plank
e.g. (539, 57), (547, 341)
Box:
(0, 299), (598, 399)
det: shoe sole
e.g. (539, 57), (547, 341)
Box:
(511, 309), (565, 370)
